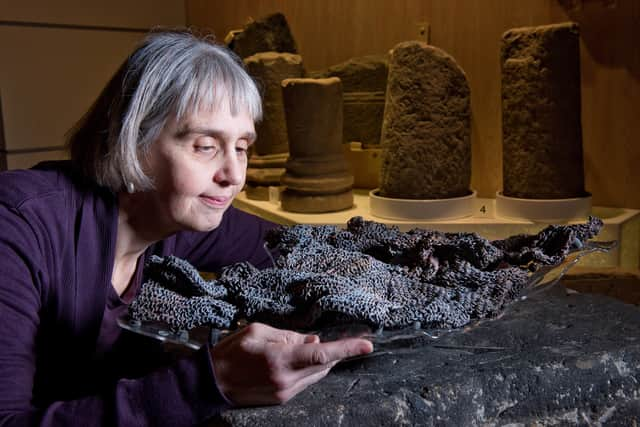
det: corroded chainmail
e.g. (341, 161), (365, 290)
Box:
(131, 255), (237, 330)
(129, 216), (603, 331)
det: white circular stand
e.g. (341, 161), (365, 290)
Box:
(495, 192), (592, 223)
(369, 189), (476, 221)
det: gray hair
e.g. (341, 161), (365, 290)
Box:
(67, 29), (262, 192)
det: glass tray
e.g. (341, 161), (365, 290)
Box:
(118, 240), (616, 354)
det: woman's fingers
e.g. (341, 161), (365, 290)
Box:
(273, 338), (374, 384)
(288, 338), (374, 369)
(245, 322), (317, 345)
(274, 338), (374, 403)
(304, 334), (320, 344)
(211, 323), (374, 407)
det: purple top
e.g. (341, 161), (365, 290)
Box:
(0, 161), (277, 426)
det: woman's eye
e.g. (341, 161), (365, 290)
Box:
(195, 146), (213, 152)
(194, 136), (219, 154)
(236, 141), (249, 155)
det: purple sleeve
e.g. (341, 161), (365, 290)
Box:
(172, 206), (281, 271)
(0, 206), (230, 426)
(37, 348), (228, 426)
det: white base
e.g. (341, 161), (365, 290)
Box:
(369, 189), (476, 221)
(495, 192), (592, 223)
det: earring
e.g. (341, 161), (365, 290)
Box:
(126, 182), (135, 194)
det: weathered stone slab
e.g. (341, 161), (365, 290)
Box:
(280, 77), (354, 213)
(314, 55), (388, 146)
(211, 287), (640, 425)
(229, 13), (297, 59)
(501, 22), (586, 199)
(379, 41), (471, 200)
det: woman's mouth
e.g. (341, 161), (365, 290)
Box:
(199, 195), (230, 208)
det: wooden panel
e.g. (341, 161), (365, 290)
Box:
(187, 0), (640, 209)
(2, 149), (68, 170)
(0, 26), (143, 150)
(550, 0), (640, 209)
(186, 0), (429, 71)
(0, 0), (185, 29)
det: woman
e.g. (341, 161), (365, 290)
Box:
(0, 30), (372, 426)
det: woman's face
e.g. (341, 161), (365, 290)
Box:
(142, 100), (256, 234)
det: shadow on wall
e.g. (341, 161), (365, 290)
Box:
(558, 0), (640, 81)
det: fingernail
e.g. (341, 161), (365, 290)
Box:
(359, 340), (374, 354)
(305, 334), (320, 344)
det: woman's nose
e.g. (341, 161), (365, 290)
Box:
(214, 150), (244, 186)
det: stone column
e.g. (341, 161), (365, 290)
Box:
(244, 52), (304, 200)
(501, 22), (585, 199)
(379, 41), (471, 199)
(280, 77), (354, 213)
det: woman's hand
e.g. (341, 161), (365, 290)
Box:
(211, 322), (373, 406)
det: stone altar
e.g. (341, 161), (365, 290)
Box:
(211, 286), (640, 425)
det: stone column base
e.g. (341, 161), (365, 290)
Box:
(281, 189), (353, 213)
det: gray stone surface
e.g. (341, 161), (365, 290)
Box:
(379, 41), (471, 199)
(211, 287), (640, 426)
(229, 13), (297, 59)
(314, 54), (388, 147)
(501, 22), (585, 199)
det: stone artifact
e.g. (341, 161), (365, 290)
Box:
(379, 41), (471, 199)
(130, 216), (603, 331)
(314, 54), (388, 146)
(228, 12), (297, 59)
(243, 52), (305, 200)
(502, 22), (586, 199)
(279, 77), (354, 212)
(215, 289), (640, 426)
